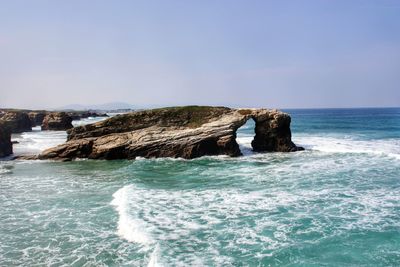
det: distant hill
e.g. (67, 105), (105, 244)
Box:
(58, 102), (135, 111)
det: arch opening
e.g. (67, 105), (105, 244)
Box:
(235, 117), (256, 156)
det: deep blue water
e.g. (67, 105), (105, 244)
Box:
(288, 108), (400, 139)
(0, 108), (399, 266)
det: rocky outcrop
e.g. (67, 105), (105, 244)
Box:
(29, 111), (47, 127)
(79, 111), (108, 118)
(0, 112), (32, 133)
(41, 112), (73, 131)
(68, 111), (109, 121)
(67, 106), (232, 141)
(251, 111), (301, 152)
(0, 122), (12, 157)
(37, 106), (303, 160)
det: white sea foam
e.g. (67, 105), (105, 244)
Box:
(0, 164), (12, 174)
(109, 173), (400, 264)
(2, 152), (399, 266)
(236, 135), (254, 156)
(294, 135), (400, 160)
(10, 117), (109, 155)
(111, 185), (154, 245)
(72, 116), (108, 127)
(147, 244), (163, 267)
(109, 184), (320, 265)
(12, 129), (67, 155)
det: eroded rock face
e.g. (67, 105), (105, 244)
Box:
(29, 112), (47, 127)
(41, 112), (73, 131)
(0, 112), (32, 133)
(251, 111), (303, 152)
(0, 122), (12, 157)
(37, 106), (303, 160)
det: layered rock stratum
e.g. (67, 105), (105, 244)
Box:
(37, 106), (303, 160)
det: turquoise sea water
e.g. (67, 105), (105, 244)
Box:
(0, 108), (400, 266)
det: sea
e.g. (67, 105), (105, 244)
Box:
(0, 108), (399, 266)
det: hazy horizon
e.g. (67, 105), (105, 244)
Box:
(1, 0), (400, 110)
(1, 101), (400, 111)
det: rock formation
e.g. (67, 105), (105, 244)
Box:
(68, 111), (109, 121)
(41, 112), (73, 131)
(0, 112), (32, 133)
(37, 106), (303, 160)
(80, 111), (108, 118)
(29, 111), (47, 127)
(0, 122), (13, 157)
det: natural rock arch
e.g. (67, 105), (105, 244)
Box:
(233, 110), (302, 155)
(29, 106), (303, 161)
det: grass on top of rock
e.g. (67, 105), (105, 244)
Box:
(237, 109), (253, 116)
(151, 106), (232, 127)
(102, 105), (232, 129)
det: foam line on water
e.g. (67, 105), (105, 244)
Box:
(111, 185), (154, 245)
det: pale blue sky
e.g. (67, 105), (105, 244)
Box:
(1, 0), (399, 109)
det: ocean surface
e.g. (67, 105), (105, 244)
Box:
(1, 108), (399, 266)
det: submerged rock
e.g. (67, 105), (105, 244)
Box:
(0, 112), (32, 133)
(0, 122), (12, 157)
(41, 112), (73, 131)
(38, 106), (303, 160)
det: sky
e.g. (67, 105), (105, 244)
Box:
(0, 0), (399, 109)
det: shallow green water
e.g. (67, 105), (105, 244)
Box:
(1, 108), (400, 266)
